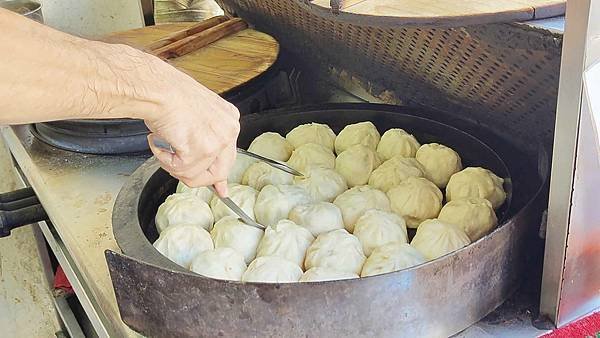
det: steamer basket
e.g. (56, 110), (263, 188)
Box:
(216, 0), (562, 150)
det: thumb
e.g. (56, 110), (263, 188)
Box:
(148, 134), (176, 168)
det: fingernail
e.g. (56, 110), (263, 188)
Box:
(152, 147), (175, 167)
(215, 181), (229, 197)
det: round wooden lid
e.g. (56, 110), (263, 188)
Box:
(308, 0), (565, 27)
(102, 23), (280, 94)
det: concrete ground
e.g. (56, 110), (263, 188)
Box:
(0, 139), (62, 337)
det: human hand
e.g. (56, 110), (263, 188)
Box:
(0, 9), (239, 197)
(143, 59), (240, 197)
(84, 42), (240, 196)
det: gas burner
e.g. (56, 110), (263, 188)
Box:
(31, 119), (150, 155)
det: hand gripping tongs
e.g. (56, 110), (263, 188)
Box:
(152, 136), (303, 229)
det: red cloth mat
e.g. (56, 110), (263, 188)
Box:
(53, 265), (74, 294)
(541, 311), (600, 338)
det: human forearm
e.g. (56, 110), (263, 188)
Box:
(0, 9), (240, 192)
(0, 8), (161, 124)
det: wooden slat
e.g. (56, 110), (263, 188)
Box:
(145, 15), (228, 51)
(150, 19), (248, 59)
(102, 23), (279, 94)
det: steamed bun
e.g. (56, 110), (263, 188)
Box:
(368, 156), (425, 192)
(387, 177), (443, 228)
(361, 243), (426, 277)
(416, 143), (462, 188)
(287, 143), (336, 173)
(438, 198), (498, 241)
(335, 121), (380, 154)
(376, 128), (420, 160)
(190, 247), (247, 281)
(256, 219), (314, 267)
(155, 193), (214, 233)
(304, 229), (366, 274)
(410, 219), (471, 260)
(210, 184), (258, 221)
(300, 267), (358, 282)
(254, 184), (313, 226)
(446, 167), (506, 209)
(353, 209), (408, 256)
(333, 185), (391, 232)
(288, 202), (345, 237)
(293, 166), (347, 202)
(228, 153), (258, 184)
(153, 224), (214, 268)
(210, 216), (264, 264)
(242, 256), (303, 283)
(242, 161), (293, 190)
(286, 123), (336, 151)
(335, 144), (381, 188)
(248, 132), (294, 161)
(175, 182), (213, 203)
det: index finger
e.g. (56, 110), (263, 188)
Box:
(207, 143), (237, 193)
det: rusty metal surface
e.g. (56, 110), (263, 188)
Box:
(109, 103), (547, 337)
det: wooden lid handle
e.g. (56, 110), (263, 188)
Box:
(145, 15), (229, 51)
(149, 18), (248, 60)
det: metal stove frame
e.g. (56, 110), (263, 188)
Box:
(540, 0), (600, 327)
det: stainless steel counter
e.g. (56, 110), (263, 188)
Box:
(1, 125), (147, 337)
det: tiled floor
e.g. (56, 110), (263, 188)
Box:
(0, 139), (61, 337)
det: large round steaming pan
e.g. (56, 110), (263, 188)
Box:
(111, 104), (540, 338)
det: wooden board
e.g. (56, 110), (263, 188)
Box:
(103, 23), (279, 94)
(310, 0), (565, 26)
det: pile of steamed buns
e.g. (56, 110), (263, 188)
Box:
(153, 122), (507, 283)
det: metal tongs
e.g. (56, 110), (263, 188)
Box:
(152, 137), (303, 229)
(206, 185), (265, 229)
(212, 149), (302, 229)
(236, 148), (303, 176)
